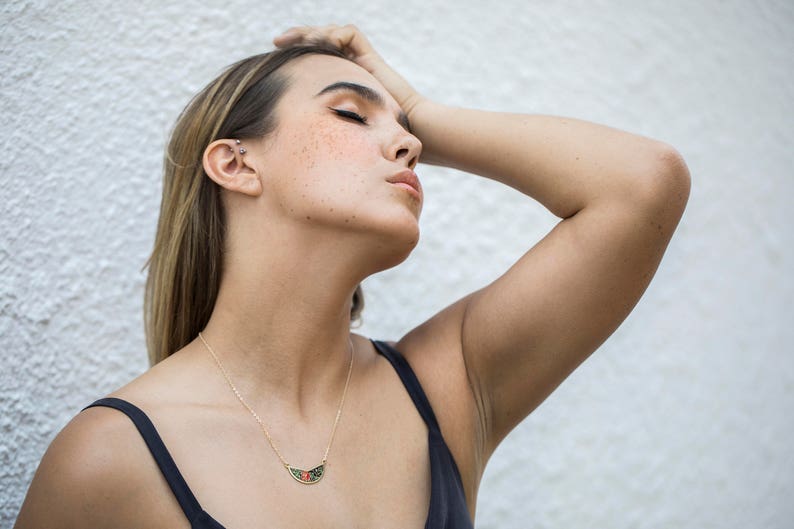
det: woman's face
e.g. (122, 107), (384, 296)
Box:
(246, 54), (423, 256)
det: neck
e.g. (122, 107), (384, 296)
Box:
(198, 222), (368, 416)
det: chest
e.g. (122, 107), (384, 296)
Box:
(137, 367), (434, 528)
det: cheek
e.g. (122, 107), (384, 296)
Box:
(300, 124), (372, 167)
(272, 124), (379, 216)
(294, 125), (375, 181)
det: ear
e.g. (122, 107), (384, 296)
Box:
(203, 139), (263, 197)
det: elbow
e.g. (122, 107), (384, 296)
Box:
(657, 143), (692, 201)
(636, 143), (692, 219)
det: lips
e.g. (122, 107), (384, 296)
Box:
(386, 169), (422, 199)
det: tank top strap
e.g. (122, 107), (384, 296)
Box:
(82, 397), (204, 522)
(370, 339), (443, 437)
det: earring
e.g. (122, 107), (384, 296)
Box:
(235, 139), (246, 154)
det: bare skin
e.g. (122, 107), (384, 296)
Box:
(15, 24), (690, 529)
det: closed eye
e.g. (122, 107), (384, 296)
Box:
(329, 107), (368, 124)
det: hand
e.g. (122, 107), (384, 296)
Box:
(273, 24), (426, 119)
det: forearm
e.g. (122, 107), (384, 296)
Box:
(410, 99), (676, 219)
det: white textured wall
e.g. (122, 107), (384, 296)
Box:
(2, 1), (792, 527)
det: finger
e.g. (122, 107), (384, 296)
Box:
(326, 25), (355, 49)
(273, 26), (309, 47)
(273, 24), (373, 59)
(273, 25), (326, 46)
(273, 24), (338, 44)
(327, 24), (375, 58)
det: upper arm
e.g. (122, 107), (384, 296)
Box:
(405, 146), (690, 471)
(462, 147), (691, 453)
(14, 408), (143, 529)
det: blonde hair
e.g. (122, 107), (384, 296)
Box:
(144, 43), (364, 366)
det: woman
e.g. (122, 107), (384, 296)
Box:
(15, 24), (690, 528)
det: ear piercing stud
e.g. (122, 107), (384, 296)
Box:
(235, 139), (246, 154)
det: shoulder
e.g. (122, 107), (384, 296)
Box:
(14, 404), (156, 528)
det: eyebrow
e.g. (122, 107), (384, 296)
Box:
(315, 81), (412, 134)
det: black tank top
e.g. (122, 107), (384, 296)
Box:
(82, 339), (474, 528)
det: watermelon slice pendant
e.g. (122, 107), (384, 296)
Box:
(287, 463), (325, 484)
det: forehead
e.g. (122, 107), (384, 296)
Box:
(279, 54), (402, 113)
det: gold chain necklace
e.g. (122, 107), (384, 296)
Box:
(198, 332), (354, 485)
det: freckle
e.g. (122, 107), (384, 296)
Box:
(329, 208), (334, 212)
(345, 219), (349, 223)
(306, 216), (311, 220)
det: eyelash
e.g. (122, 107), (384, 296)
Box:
(329, 107), (368, 124)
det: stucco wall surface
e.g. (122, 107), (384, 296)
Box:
(2, 0), (792, 527)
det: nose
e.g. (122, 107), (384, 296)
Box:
(387, 129), (422, 169)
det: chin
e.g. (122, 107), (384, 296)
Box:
(368, 214), (420, 271)
(375, 241), (418, 272)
